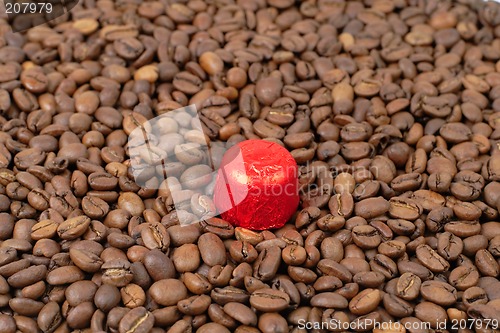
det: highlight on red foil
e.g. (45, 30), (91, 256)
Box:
(127, 104), (248, 226)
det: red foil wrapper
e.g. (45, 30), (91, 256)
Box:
(213, 140), (299, 230)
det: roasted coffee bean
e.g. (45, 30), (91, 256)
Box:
(449, 266), (480, 290)
(140, 222), (169, 251)
(436, 232), (463, 261)
(101, 259), (134, 287)
(118, 306), (154, 333)
(353, 271), (385, 288)
(249, 288), (290, 312)
(416, 244), (450, 273)
(378, 240), (406, 259)
(211, 286), (249, 305)
(444, 220), (481, 238)
(81, 196), (109, 219)
(329, 193), (354, 218)
(46, 266), (84, 285)
(475, 249), (500, 277)
(31, 219), (58, 240)
(197, 322), (230, 333)
(198, 233), (226, 266)
(173, 72), (202, 95)
(95, 283), (121, 313)
(383, 293), (413, 318)
(149, 279), (187, 306)
(56, 216), (91, 240)
(9, 297), (44, 317)
(120, 283), (146, 309)
(177, 294), (211, 316)
(317, 259), (353, 283)
(200, 218), (234, 239)
(37, 301), (62, 333)
(420, 280), (457, 306)
(229, 241), (258, 264)
(223, 302), (257, 326)
(310, 292), (348, 309)
(7, 264), (46, 288)
(414, 302), (448, 329)
(354, 197), (390, 219)
(398, 260), (434, 281)
(462, 286), (488, 308)
(352, 225), (381, 249)
(349, 288), (382, 315)
(389, 197), (423, 221)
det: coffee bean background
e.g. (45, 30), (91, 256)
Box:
(1, 0), (500, 332)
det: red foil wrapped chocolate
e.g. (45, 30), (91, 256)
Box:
(213, 140), (299, 230)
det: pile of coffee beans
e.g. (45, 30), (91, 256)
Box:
(1, 0), (500, 332)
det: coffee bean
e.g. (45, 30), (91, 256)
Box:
(0, 63), (21, 83)
(118, 306), (154, 333)
(316, 259), (352, 283)
(7, 264), (46, 288)
(172, 244), (200, 272)
(253, 119), (286, 139)
(475, 249), (500, 277)
(414, 302), (448, 329)
(143, 250), (175, 282)
(239, 93), (261, 120)
(250, 288), (290, 312)
(378, 240), (405, 259)
(328, 192), (354, 218)
(463, 286), (488, 308)
(173, 72), (202, 95)
(389, 197), (423, 221)
(56, 216), (91, 240)
(440, 122), (472, 144)
(390, 173), (423, 192)
(354, 197), (390, 219)
(253, 246), (281, 282)
(149, 279), (187, 306)
(141, 222), (170, 251)
(349, 288), (382, 315)
(198, 233), (226, 266)
(100, 24), (139, 41)
(352, 225), (382, 249)
(449, 266), (480, 290)
(31, 219), (58, 240)
(211, 286), (249, 305)
(222, 302), (257, 326)
(444, 220), (481, 238)
(353, 271), (385, 288)
(119, 283), (146, 309)
(396, 272), (421, 301)
(37, 301), (62, 333)
(416, 244), (450, 273)
(420, 280), (457, 306)
(95, 284), (121, 313)
(383, 293), (413, 318)
(197, 322), (231, 333)
(101, 259), (134, 287)
(436, 232), (463, 261)
(81, 196), (109, 219)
